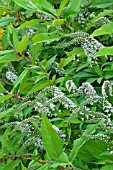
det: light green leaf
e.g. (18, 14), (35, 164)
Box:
(2, 159), (21, 170)
(0, 17), (16, 27)
(0, 94), (13, 103)
(16, 36), (29, 54)
(8, 24), (19, 48)
(32, 0), (57, 17)
(0, 54), (21, 63)
(57, 0), (70, 16)
(12, 69), (29, 93)
(100, 164), (113, 170)
(30, 43), (43, 64)
(0, 82), (6, 93)
(12, 0), (32, 10)
(41, 114), (63, 160)
(92, 22), (113, 36)
(93, 46), (113, 56)
(28, 80), (50, 94)
(32, 32), (61, 45)
(19, 19), (42, 29)
(66, 0), (82, 13)
(52, 19), (64, 27)
(0, 50), (15, 56)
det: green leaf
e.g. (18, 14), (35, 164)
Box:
(19, 19), (42, 29)
(12, 0), (32, 10)
(52, 19), (64, 27)
(93, 46), (113, 56)
(29, 80), (50, 94)
(69, 124), (97, 162)
(0, 17), (16, 27)
(16, 36), (29, 54)
(32, 32), (61, 45)
(8, 24), (19, 48)
(100, 164), (113, 170)
(0, 82), (7, 93)
(85, 140), (107, 158)
(57, 0), (70, 16)
(0, 53), (22, 63)
(12, 69), (29, 93)
(0, 94), (13, 103)
(30, 43), (43, 64)
(66, 0), (82, 13)
(90, 0), (113, 8)
(0, 50), (15, 56)
(95, 66), (102, 76)
(31, 0), (57, 17)
(57, 56), (74, 70)
(92, 22), (113, 36)
(2, 159), (21, 170)
(41, 114), (63, 160)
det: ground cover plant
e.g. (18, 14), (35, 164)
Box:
(1, 0), (113, 169)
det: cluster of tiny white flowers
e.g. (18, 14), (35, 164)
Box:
(102, 80), (113, 97)
(48, 61), (64, 76)
(6, 71), (18, 83)
(93, 17), (110, 28)
(6, 63), (18, 82)
(28, 29), (35, 36)
(66, 80), (77, 93)
(81, 36), (104, 59)
(88, 134), (110, 142)
(34, 137), (44, 149)
(55, 32), (104, 63)
(77, 82), (97, 98)
(75, 5), (90, 26)
(36, 13), (52, 21)
(52, 125), (66, 138)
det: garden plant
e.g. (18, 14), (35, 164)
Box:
(1, 0), (113, 169)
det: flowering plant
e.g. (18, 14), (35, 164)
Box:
(1, 0), (113, 169)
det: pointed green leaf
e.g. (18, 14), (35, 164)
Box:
(0, 53), (21, 63)
(12, 0), (32, 10)
(0, 94), (13, 103)
(41, 114), (63, 160)
(12, 69), (29, 93)
(92, 22), (113, 36)
(29, 80), (50, 94)
(0, 50), (15, 56)
(0, 17), (16, 27)
(57, 0), (70, 16)
(0, 82), (6, 93)
(0, 105), (17, 119)
(66, 0), (82, 13)
(93, 46), (113, 57)
(19, 19), (42, 30)
(32, 32), (61, 45)
(32, 0), (57, 17)
(16, 36), (29, 54)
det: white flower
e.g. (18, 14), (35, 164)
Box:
(6, 71), (18, 83)
(66, 80), (77, 93)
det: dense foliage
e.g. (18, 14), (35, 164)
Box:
(1, 0), (113, 169)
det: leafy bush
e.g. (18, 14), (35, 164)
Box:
(1, 0), (113, 169)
